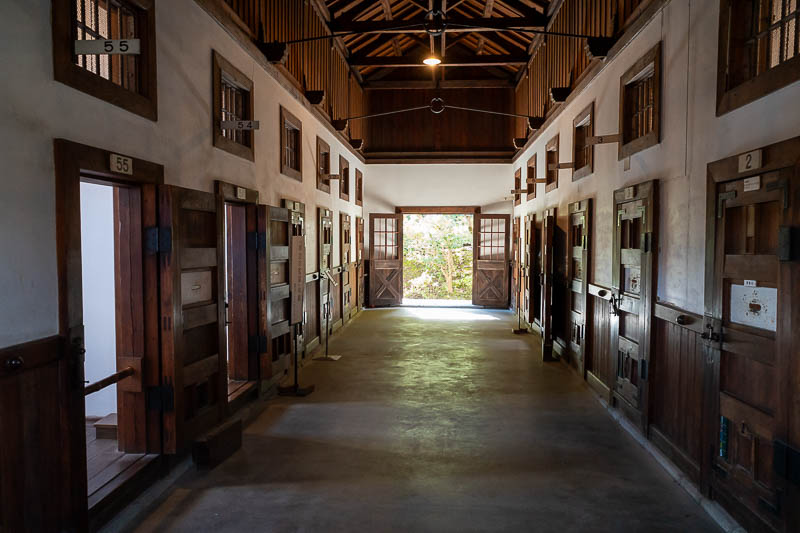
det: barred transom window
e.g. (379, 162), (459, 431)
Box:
(623, 64), (655, 144)
(74, 0), (140, 92)
(220, 76), (250, 147)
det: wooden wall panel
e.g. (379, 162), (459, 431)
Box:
(586, 293), (612, 390)
(364, 88), (515, 153)
(220, 0), (365, 135)
(649, 316), (705, 483)
(517, 0), (653, 120)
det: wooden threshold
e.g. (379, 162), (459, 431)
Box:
(227, 379), (258, 413)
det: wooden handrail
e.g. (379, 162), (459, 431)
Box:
(84, 366), (135, 396)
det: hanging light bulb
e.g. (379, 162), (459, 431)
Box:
(423, 55), (442, 66)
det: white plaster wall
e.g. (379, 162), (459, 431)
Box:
(511, 0), (800, 314)
(0, 0), (364, 348)
(80, 183), (118, 417)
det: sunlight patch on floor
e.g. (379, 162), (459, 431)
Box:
(402, 298), (475, 307)
(405, 307), (500, 321)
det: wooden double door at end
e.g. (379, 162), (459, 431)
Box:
(704, 139), (800, 533)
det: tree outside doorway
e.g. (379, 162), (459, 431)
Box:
(403, 214), (473, 301)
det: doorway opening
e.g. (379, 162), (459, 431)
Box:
(79, 180), (157, 514)
(402, 214), (474, 307)
(222, 200), (258, 404)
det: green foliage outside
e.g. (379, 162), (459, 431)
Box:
(403, 214), (473, 300)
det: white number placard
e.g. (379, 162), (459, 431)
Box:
(738, 149), (763, 173)
(109, 153), (133, 175)
(75, 39), (141, 55)
(221, 120), (260, 130)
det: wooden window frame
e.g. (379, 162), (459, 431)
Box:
(619, 42), (662, 160)
(545, 135), (560, 193)
(572, 102), (595, 181)
(514, 168), (522, 205)
(280, 106), (303, 181)
(316, 136), (331, 193)
(212, 50), (255, 162)
(52, 0), (158, 121)
(355, 169), (363, 207)
(339, 155), (350, 202)
(526, 154), (537, 200)
(717, 0), (800, 115)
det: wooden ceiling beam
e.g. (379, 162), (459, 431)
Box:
(351, 54), (528, 67)
(363, 78), (515, 89)
(330, 15), (547, 33)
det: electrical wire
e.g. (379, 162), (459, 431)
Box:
(343, 99), (536, 123)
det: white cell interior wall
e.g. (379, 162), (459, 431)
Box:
(0, 0), (364, 348)
(80, 183), (117, 417)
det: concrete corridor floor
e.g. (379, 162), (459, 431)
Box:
(132, 308), (720, 532)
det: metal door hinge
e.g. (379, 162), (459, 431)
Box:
(778, 226), (798, 261)
(247, 231), (267, 250)
(144, 226), (172, 254)
(766, 178), (789, 209)
(642, 232), (653, 253)
(249, 335), (268, 354)
(146, 384), (175, 412)
(639, 359), (648, 381)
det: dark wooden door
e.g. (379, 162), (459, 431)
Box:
(706, 142), (800, 532)
(611, 180), (658, 429)
(473, 214), (510, 307)
(541, 209), (555, 360)
(340, 213), (353, 323)
(526, 215), (542, 327)
(159, 185), (226, 454)
(369, 213), (403, 306)
(356, 216), (365, 310)
(225, 203), (249, 381)
(567, 199), (591, 375)
(1, 335), (88, 532)
(266, 205), (292, 381)
(319, 208), (334, 339)
(511, 217), (520, 312)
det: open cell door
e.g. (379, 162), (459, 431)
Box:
(540, 209), (556, 360)
(567, 200), (591, 375)
(705, 140), (800, 532)
(356, 216), (365, 311)
(369, 214), (403, 307)
(319, 208), (334, 341)
(526, 214), (542, 328)
(473, 214), (510, 307)
(158, 185), (226, 454)
(511, 217), (520, 311)
(611, 180), (657, 430)
(340, 213), (353, 323)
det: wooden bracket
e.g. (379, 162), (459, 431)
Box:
(548, 162), (574, 170)
(510, 189), (527, 194)
(585, 37), (616, 60)
(332, 119), (348, 132)
(528, 117), (546, 131)
(305, 90), (326, 106)
(322, 173), (340, 181)
(513, 137), (528, 150)
(526, 178), (547, 184)
(586, 134), (621, 146)
(550, 87), (572, 104)
(349, 138), (364, 150)
(117, 357), (142, 393)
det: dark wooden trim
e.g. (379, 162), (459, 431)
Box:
(618, 42), (662, 161)
(280, 105), (303, 181)
(214, 180), (259, 204)
(212, 50), (255, 162)
(339, 155), (350, 201)
(364, 79), (515, 89)
(351, 54), (529, 68)
(395, 206), (481, 214)
(316, 136), (331, 193)
(52, 0), (158, 121)
(708, 136), (800, 185)
(545, 134), (559, 193)
(355, 169), (363, 206)
(54, 139), (164, 336)
(572, 101), (595, 181)
(0, 335), (65, 380)
(332, 15), (547, 34)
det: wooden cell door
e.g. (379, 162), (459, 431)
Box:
(224, 202), (252, 384)
(356, 216), (365, 311)
(540, 209), (556, 360)
(610, 180), (658, 429)
(265, 205), (293, 382)
(526, 214), (542, 327)
(1, 336), (87, 532)
(369, 214), (403, 307)
(705, 140), (800, 532)
(473, 214), (510, 307)
(159, 185), (226, 454)
(319, 208), (333, 341)
(567, 199), (591, 375)
(340, 213), (353, 323)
